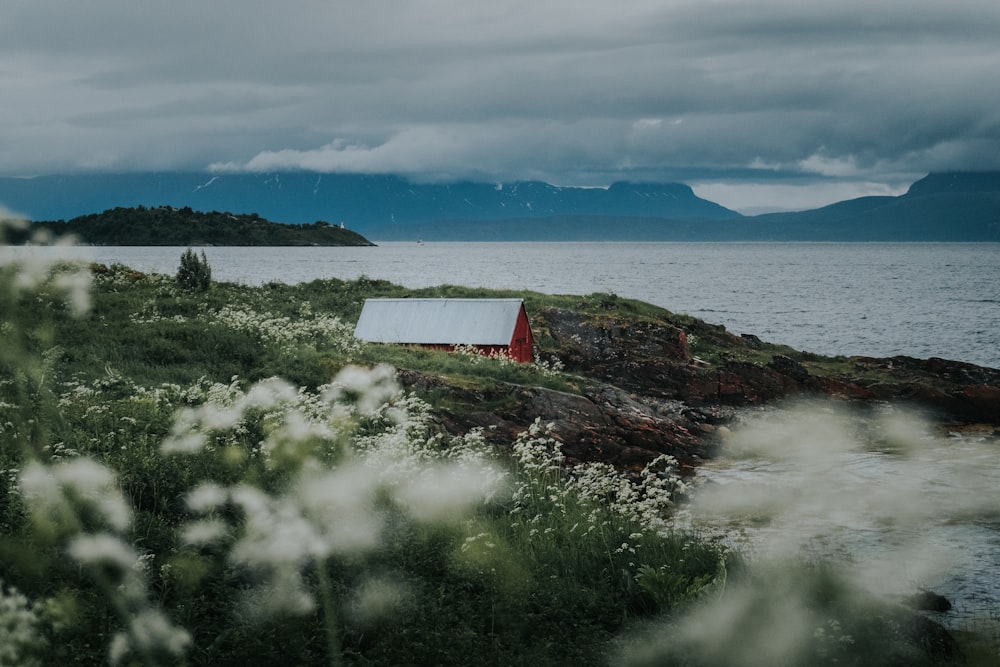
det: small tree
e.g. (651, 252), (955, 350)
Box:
(176, 248), (212, 291)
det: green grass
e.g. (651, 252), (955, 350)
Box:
(0, 259), (727, 665)
(0, 254), (986, 666)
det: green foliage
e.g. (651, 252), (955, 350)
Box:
(636, 559), (726, 611)
(0, 250), (987, 666)
(176, 248), (212, 292)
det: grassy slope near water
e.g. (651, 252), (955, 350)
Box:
(0, 261), (728, 665)
(1, 256), (994, 666)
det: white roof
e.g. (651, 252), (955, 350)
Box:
(354, 298), (525, 345)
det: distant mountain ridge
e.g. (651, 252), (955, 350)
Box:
(0, 172), (738, 230)
(1, 170), (999, 241)
(746, 171), (1000, 241)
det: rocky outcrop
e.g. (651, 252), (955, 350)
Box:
(846, 356), (1000, 422)
(396, 368), (727, 470)
(399, 306), (1000, 471)
(511, 384), (719, 469)
(539, 306), (1000, 425)
(534, 307), (706, 401)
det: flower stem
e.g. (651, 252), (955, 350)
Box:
(314, 557), (342, 667)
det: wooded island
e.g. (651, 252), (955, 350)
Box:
(8, 205), (375, 246)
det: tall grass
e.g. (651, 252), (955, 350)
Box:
(0, 246), (727, 665)
(1, 237), (989, 665)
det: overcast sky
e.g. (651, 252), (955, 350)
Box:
(2, 1), (999, 212)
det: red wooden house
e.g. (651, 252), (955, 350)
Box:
(353, 298), (535, 362)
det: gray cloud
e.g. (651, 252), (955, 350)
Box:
(2, 0), (999, 210)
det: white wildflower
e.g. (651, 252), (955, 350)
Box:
(67, 533), (138, 572)
(230, 504), (324, 569)
(243, 377), (298, 409)
(20, 458), (131, 532)
(110, 608), (191, 665)
(206, 304), (364, 355)
(295, 466), (383, 555)
(160, 429), (207, 455)
(52, 267), (92, 316)
(263, 410), (335, 458)
(237, 569), (316, 623)
(0, 580), (46, 667)
(181, 519), (229, 546)
(347, 576), (411, 625)
(324, 364), (399, 415)
(394, 461), (505, 523)
(186, 483), (229, 513)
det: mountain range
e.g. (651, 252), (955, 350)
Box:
(1, 170), (998, 242)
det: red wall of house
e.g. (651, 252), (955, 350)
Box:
(507, 306), (535, 362)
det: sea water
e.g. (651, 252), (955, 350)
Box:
(694, 410), (1000, 641)
(8, 241), (998, 368)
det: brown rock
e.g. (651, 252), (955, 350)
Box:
(396, 304), (1000, 476)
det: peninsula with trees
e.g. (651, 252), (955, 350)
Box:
(8, 205), (375, 246)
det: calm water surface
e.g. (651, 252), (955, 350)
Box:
(696, 422), (1000, 639)
(11, 241), (998, 368)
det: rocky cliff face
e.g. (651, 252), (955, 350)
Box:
(399, 306), (1000, 472)
(539, 306), (1000, 422)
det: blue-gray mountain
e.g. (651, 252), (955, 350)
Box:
(0, 173), (736, 227)
(1, 171), (998, 241)
(745, 172), (1000, 242)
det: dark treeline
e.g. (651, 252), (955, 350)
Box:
(8, 205), (375, 246)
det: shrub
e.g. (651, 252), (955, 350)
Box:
(176, 248), (211, 292)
